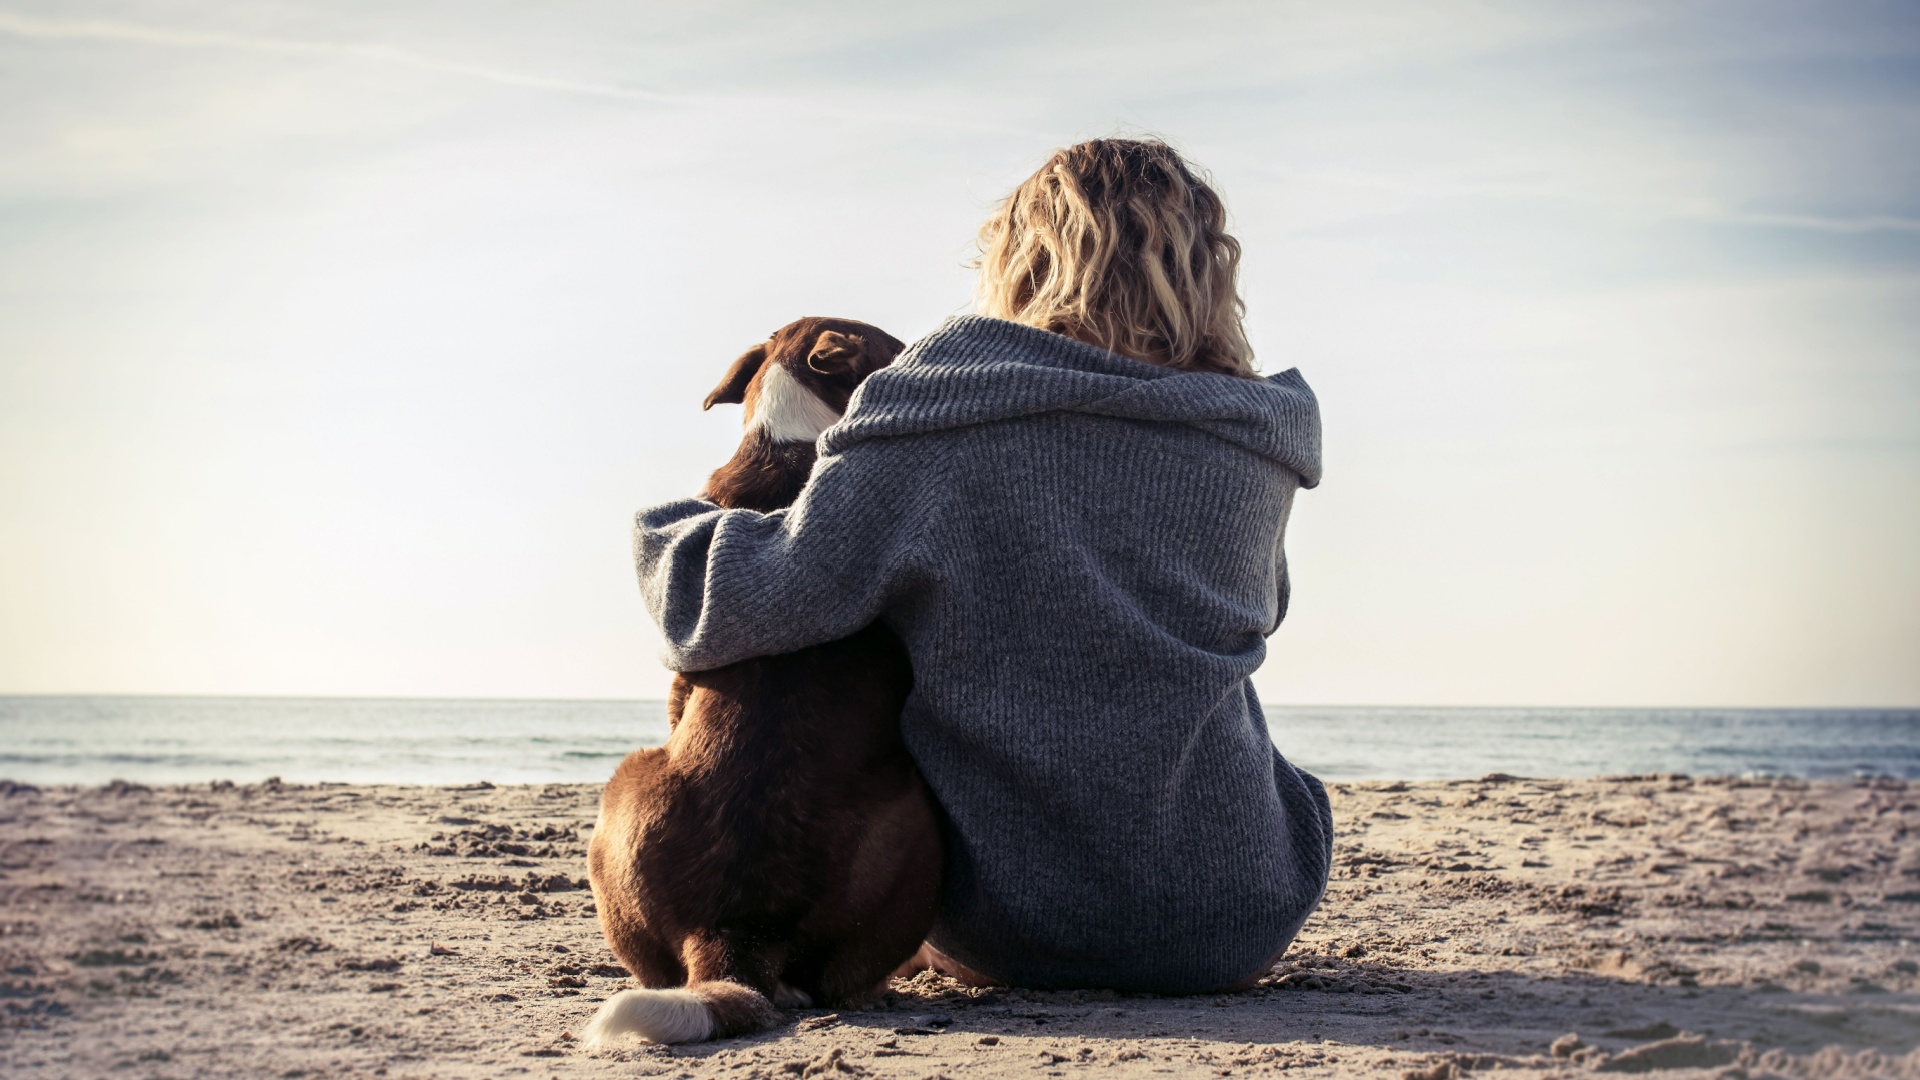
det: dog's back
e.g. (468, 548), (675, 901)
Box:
(584, 319), (941, 1045)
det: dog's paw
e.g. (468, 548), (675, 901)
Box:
(771, 982), (813, 1008)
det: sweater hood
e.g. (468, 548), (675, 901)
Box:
(821, 315), (1321, 488)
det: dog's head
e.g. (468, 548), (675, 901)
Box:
(702, 317), (906, 443)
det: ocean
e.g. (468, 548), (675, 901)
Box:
(0, 697), (1913, 787)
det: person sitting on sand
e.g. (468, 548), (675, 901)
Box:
(633, 137), (1332, 994)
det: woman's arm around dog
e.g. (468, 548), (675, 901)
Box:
(634, 436), (951, 672)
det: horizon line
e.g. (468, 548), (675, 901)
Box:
(1, 692), (1914, 713)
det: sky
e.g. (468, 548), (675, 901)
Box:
(0, 1), (1915, 706)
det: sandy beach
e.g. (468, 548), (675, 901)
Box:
(2, 775), (1915, 1078)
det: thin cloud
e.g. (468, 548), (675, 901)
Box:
(1701, 210), (1920, 235)
(0, 10), (1049, 143)
(0, 10), (693, 105)
(1244, 162), (1920, 239)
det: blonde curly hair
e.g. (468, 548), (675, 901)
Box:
(975, 138), (1256, 377)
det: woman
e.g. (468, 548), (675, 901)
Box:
(634, 138), (1331, 994)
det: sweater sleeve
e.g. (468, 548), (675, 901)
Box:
(633, 438), (939, 672)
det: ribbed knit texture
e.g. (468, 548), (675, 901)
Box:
(634, 315), (1333, 993)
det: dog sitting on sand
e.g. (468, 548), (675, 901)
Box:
(583, 318), (943, 1045)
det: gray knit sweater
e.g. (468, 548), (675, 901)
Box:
(634, 315), (1332, 993)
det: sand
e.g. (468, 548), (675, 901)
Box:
(2, 774), (1917, 1078)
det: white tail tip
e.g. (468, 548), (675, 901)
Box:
(580, 987), (715, 1045)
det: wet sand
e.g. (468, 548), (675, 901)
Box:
(2, 775), (1916, 1078)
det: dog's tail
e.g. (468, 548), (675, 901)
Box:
(579, 980), (780, 1045)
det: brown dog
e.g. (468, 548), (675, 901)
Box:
(583, 318), (943, 1045)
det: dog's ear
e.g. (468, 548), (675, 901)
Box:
(805, 331), (868, 375)
(702, 344), (768, 410)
